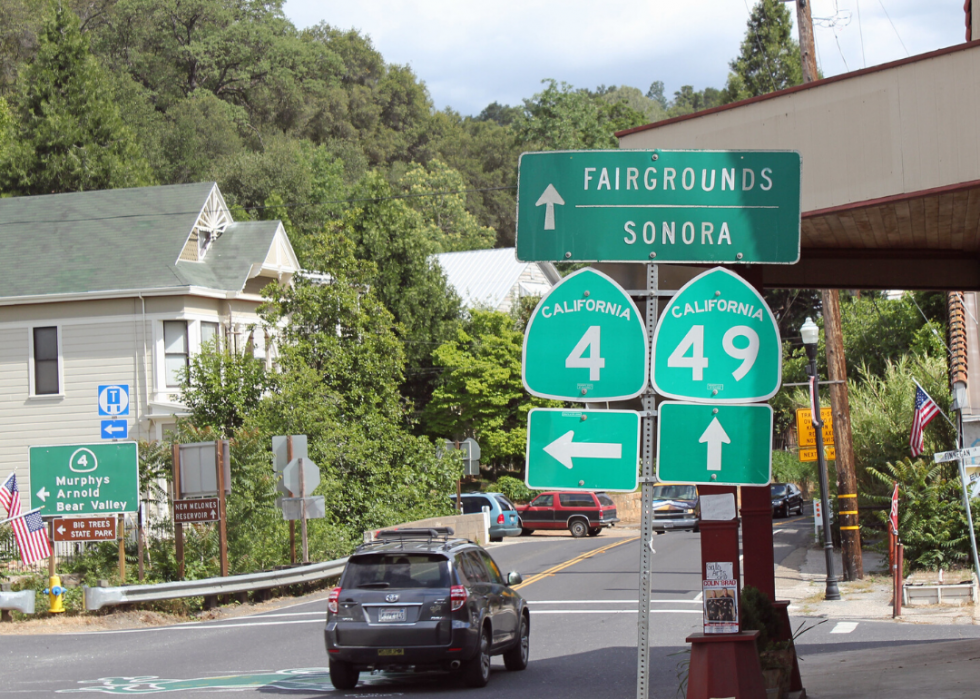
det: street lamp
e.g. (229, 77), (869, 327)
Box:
(800, 317), (841, 601)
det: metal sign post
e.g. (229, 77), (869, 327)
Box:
(636, 263), (658, 699)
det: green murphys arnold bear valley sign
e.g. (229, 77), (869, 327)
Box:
(651, 267), (781, 403)
(523, 268), (647, 401)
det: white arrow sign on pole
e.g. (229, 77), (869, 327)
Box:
(535, 184), (564, 231)
(699, 417), (731, 471)
(935, 446), (980, 463)
(543, 430), (622, 469)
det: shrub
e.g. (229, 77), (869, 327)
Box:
(495, 476), (535, 504)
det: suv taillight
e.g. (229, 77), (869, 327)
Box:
(327, 587), (341, 614)
(450, 585), (467, 611)
(496, 513), (505, 524)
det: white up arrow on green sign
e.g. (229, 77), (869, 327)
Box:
(656, 402), (772, 486)
(651, 267), (781, 403)
(523, 268), (647, 402)
(516, 149), (801, 264)
(526, 408), (639, 492)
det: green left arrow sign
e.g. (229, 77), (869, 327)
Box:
(656, 402), (772, 486)
(526, 408), (639, 492)
(523, 267), (647, 401)
(29, 442), (139, 516)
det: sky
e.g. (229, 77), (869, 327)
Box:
(282, 0), (967, 118)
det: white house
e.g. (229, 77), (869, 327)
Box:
(0, 182), (300, 508)
(433, 248), (559, 313)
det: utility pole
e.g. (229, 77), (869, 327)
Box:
(791, 0), (863, 581)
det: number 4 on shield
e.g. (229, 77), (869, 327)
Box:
(566, 326), (605, 380)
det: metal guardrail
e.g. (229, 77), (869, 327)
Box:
(84, 557), (348, 611)
(0, 590), (35, 614)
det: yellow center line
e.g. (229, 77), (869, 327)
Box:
(512, 535), (638, 591)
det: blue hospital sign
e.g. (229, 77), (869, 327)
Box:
(98, 385), (130, 417)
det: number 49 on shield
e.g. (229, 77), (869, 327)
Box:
(666, 325), (759, 381)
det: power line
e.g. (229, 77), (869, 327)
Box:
(0, 185), (517, 228)
(876, 0), (909, 56)
(856, 0), (867, 68)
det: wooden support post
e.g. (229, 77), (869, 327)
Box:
(173, 444), (184, 580)
(117, 513), (126, 583)
(822, 289), (863, 580)
(137, 503), (145, 583)
(299, 451), (309, 565)
(216, 440), (229, 577)
(287, 436), (296, 565)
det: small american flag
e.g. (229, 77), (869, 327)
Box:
(10, 508), (50, 566)
(0, 473), (20, 519)
(808, 376), (820, 424)
(889, 482), (900, 535)
(910, 385), (940, 457)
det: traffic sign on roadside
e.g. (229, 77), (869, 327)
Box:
(523, 268), (647, 401)
(100, 420), (128, 440)
(799, 445), (836, 462)
(29, 442), (139, 516)
(651, 267), (781, 403)
(52, 516), (117, 542)
(98, 385), (130, 416)
(174, 498), (221, 523)
(795, 407), (834, 447)
(657, 402), (772, 486)
(282, 457), (320, 496)
(526, 408), (640, 492)
(516, 150), (801, 264)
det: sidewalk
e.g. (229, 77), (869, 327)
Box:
(777, 546), (980, 698)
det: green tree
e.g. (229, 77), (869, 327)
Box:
(340, 171), (462, 406)
(180, 339), (270, 437)
(396, 159), (496, 252)
(2, 2), (154, 194)
(667, 85), (725, 117)
(423, 310), (559, 473)
(160, 91), (247, 184)
(515, 79), (646, 151)
(723, 0), (803, 102)
(257, 233), (458, 540)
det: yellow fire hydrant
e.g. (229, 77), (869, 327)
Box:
(44, 575), (65, 614)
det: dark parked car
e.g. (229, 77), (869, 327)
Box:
(770, 483), (804, 518)
(650, 484), (700, 532)
(515, 491), (619, 537)
(325, 527), (529, 689)
(451, 492), (522, 541)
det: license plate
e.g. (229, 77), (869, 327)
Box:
(378, 608), (406, 623)
(378, 648), (404, 656)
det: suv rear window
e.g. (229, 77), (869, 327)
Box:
(494, 495), (516, 511)
(459, 496), (492, 514)
(559, 493), (596, 507)
(651, 485), (697, 500)
(344, 553), (450, 589)
(597, 494), (615, 507)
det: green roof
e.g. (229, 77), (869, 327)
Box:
(0, 182), (283, 300)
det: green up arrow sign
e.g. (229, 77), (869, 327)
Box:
(656, 402), (772, 486)
(516, 149), (801, 264)
(526, 408), (639, 492)
(651, 267), (781, 403)
(524, 268), (646, 401)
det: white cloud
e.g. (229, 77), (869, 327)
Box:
(284, 0), (967, 116)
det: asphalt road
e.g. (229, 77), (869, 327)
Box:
(3, 520), (980, 698)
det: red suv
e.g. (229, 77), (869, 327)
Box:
(516, 492), (619, 537)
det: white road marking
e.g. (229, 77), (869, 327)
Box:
(694, 592), (703, 602)
(528, 599), (701, 604)
(91, 619), (325, 635)
(830, 621), (859, 634)
(531, 609), (702, 614)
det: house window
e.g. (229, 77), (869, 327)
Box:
(164, 321), (189, 388)
(201, 322), (220, 348)
(33, 326), (60, 395)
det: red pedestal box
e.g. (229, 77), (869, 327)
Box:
(685, 631), (767, 699)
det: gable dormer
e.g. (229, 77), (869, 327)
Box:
(177, 184), (232, 263)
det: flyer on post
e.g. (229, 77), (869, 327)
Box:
(703, 561), (738, 634)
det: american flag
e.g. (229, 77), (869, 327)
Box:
(910, 385), (940, 457)
(10, 508), (50, 566)
(889, 482), (900, 535)
(0, 473), (20, 519)
(808, 376), (820, 425)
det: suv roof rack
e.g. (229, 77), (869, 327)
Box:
(375, 527), (454, 540)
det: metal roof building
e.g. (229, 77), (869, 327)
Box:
(433, 248), (560, 313)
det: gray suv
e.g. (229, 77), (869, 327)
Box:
(324, 527), (530, 689)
